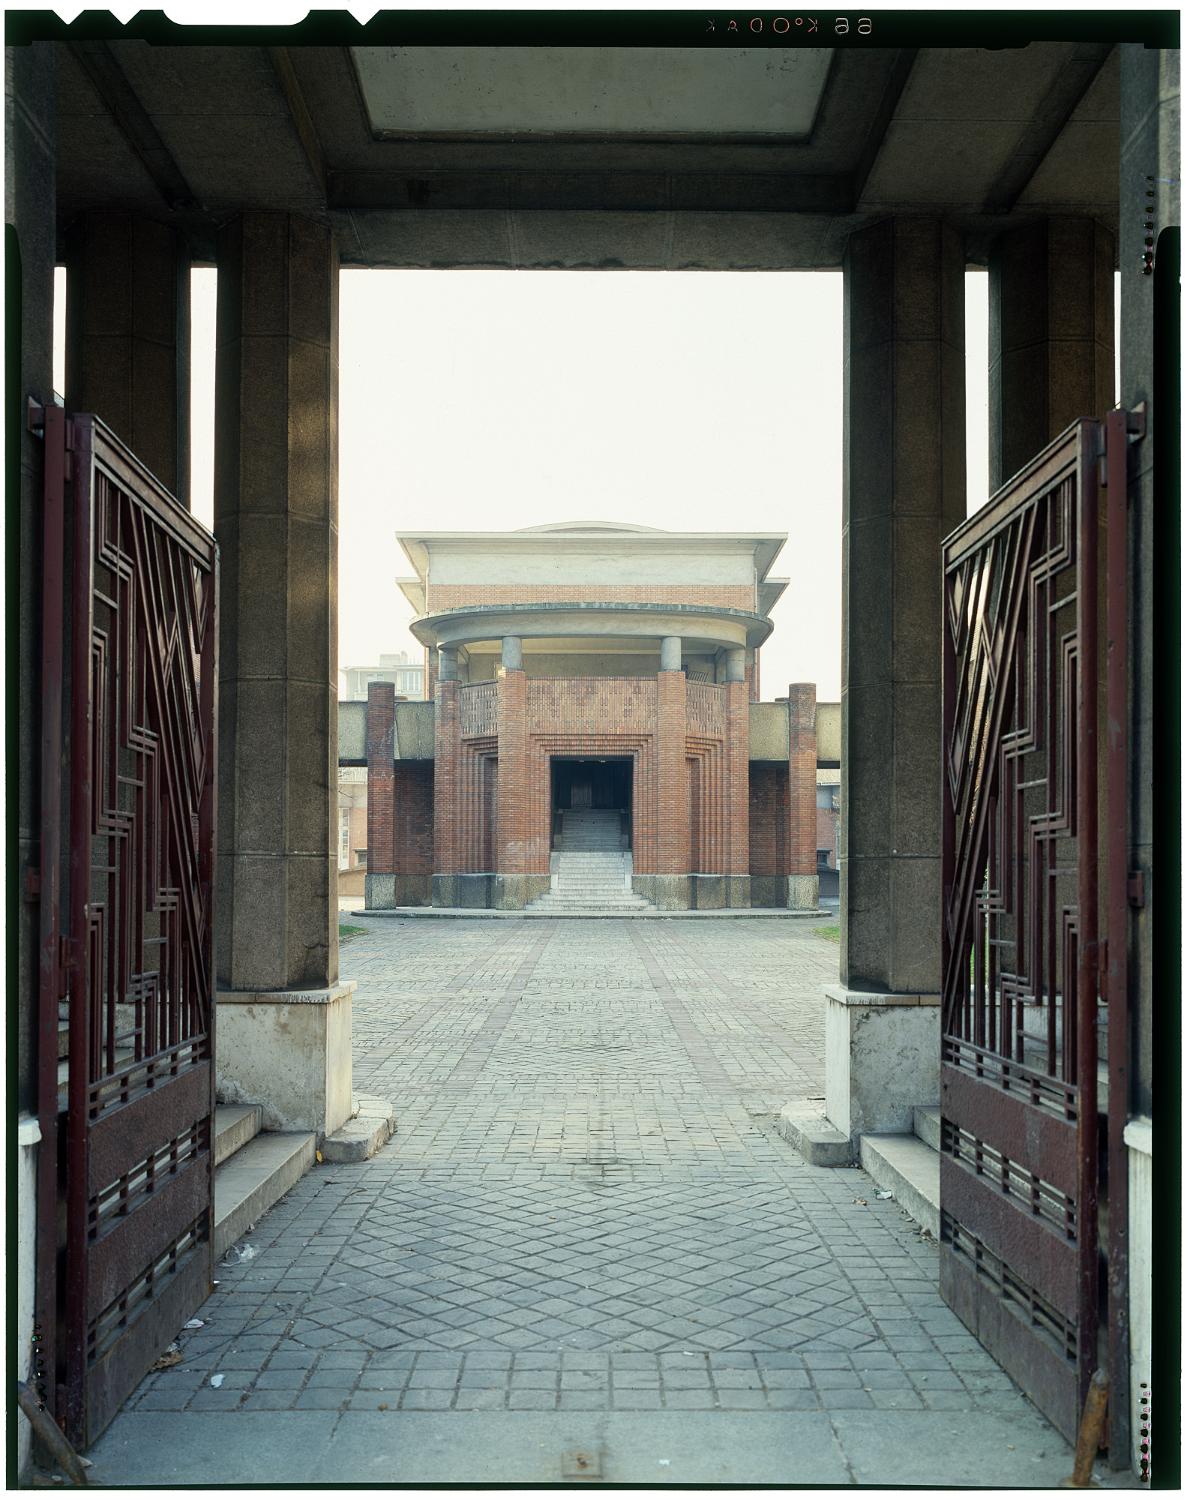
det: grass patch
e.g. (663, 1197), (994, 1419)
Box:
(338, 923), (367, 940)
(812, 924), (840, 943)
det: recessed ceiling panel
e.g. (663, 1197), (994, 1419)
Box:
(352, 47), (833, 138)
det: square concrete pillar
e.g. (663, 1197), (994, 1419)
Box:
(724, 677), (751, 907)
(787, 683), (819, 910)
(820, 218), (965, 1147)
(214, 213), (340, 1014)
(64, 211), (191, 504)
(644, 665), (691, 910)
(840, 217), (966, 998)
(492, 668), (548, 909)
(365, 681), (396, 910)
(989, 218), (1116, 492)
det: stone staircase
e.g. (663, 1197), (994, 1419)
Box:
(525, 809), (656, 914)
(859, 1107), (941, 1238)
(212, 1105), (314, 1258)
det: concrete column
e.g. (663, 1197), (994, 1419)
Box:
(64, 211), (191, 504)
(824, 217), (965, 1147)
(660, 635), (682, 672)
(989, 217), (1116, 491)
(500, 635), (523, 671)
(214, 213), (342, 1011)
(725, 647), (746, 682)
(787, 683), (819, 910)
(8, 40), (56, 1479)
(365, 682), (396, 910)
(438, 646), (459, 682)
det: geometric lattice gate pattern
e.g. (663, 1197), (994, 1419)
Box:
(39, 412), (218, 1449)
(939, 419), (1104, 1447)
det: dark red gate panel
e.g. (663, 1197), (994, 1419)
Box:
(47, 414), (218, 1448)
(940, 420), (1102, 1445)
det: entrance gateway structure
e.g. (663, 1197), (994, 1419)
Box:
(11, 18), (1174, 1480)
(356, 521), (823, 912)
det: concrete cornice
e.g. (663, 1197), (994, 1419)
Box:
(410, 600), (775, 651)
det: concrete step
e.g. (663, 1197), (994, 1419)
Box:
(913, 1105), (941, 1153)
(214, 1103), (263, 1168)
(859, 1133), (940, 1238)
(213, 1131), (315, 1259)
(322, 1093), (396, 1164)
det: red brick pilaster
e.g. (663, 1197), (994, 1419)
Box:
(655, 669), (689, 874)
(788, 683), (818, 877)
(496, 669), (529, 873)
(726, 678), (750, 875)
(366, 682), (396, 877)
(433, 678), (460, 873)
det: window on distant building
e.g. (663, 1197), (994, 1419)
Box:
(338, 809), (351, 870)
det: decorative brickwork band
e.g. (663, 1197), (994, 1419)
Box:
(726, 679), (751, 876)
(496, 669), (533, 874)
(433, 678), (461, 875)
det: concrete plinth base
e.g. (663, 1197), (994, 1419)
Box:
(786, 874), (820, 911)
(17, 1114), (39, 1479)
(750, 875), (780, 908)
(724, 875), (751, 908)
(393, 875), (431, 907)
(493, 874), (551, 911)
(1125, 1117), (1152, 1477)
(632, 875), (690, 911)
(216, 981), (356, 1143)
(365, 873), (395, 910)
(824, 985), (940, 1146)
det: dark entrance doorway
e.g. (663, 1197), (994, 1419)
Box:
(550, 758), (632, 846)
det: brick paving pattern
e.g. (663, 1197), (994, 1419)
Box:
(127, 918), (1026, 1419)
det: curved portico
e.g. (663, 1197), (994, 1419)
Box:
(361, 521), (818, 913)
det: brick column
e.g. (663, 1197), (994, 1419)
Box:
(648, 663), (690, 909)
(64, 210), (191, 504)
(431, 676), (461, 905)
(725, 677), (751, 906)
(787, 683), (818, 910)
(493, 665), (545, 909)
(365, 681), (395, 909)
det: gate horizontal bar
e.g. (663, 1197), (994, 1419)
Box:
(88, 1064), (210, 1195)
(941, 1063), (1078, 1198)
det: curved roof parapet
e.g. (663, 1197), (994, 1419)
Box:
(410, 599), (775, 652)
(513, 520), (667, 534)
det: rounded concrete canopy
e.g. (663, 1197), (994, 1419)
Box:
(410, 600), (773, 653)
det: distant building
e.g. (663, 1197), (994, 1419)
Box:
(344, 652), (424, 702)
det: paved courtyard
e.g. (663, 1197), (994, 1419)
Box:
(91, 916), (1075, 1486)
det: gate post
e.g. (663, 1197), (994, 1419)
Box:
(830, 217), (967, 1146)
(212, 212), (354, 1143)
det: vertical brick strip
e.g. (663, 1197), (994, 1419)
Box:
(788, 683), (818, 879)
(434, 678), (460, 875)
(726, 678), (750, 875)
(366, 681), (396, 878)
(655, 669), (689, 875)
(496, 669), (530, 874)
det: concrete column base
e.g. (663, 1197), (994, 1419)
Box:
(1125, 1117), (1152, 1477)
(786, 874), (820, 910)
(216, 981), (356, 1142)
(724, 874), (751, 908)
(632, 874), (690, 910)
(365, 872), (395, 910)
(393, 874), (432, 907)
(17, 1115), (39, 1479)
(493, 874), (550, 910)
(824, 985), (940, 1147)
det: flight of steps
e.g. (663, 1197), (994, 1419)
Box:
(859, 1107), (941, 1238)
(525, 809), (656, 914)
(55, 1026), (313, 1260)
(213, 1105), (314, 1258)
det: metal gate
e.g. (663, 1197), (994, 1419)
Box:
(939, 413), (1134, 1449)
(36, 409), (218, 1449)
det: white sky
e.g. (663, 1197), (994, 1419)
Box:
(62, 266), (1000, 702)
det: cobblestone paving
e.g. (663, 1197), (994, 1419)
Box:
(128, 918), (1027, 1421)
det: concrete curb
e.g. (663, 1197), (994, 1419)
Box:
(774, 1103), (853, 1166)
(321, 1094), (397, 1163)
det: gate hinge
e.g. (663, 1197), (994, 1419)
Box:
(24, 867), (41, 902)
(1126, 870), (1146, 909)
(1126, 403), (1147, 441)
